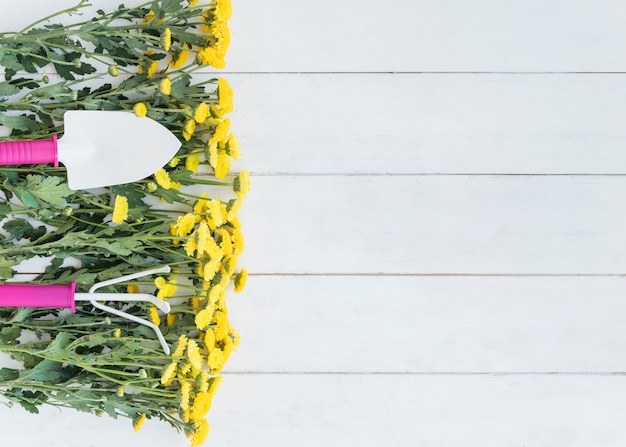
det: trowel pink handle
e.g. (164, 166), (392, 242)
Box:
(0, 282), (76, 312)
(0, 135), (58, 167)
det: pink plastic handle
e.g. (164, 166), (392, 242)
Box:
(0, 135), (58, 167)
(0, 282), (76, 313)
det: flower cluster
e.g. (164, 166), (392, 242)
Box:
(0, 1), (245, 446)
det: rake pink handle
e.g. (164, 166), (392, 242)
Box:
(0, 282), (76, 313)
(0, 135), (58, 167)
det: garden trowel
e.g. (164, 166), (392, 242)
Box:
(0, 110), (181, 190)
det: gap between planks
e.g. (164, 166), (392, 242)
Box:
(220, 371), (626, 376)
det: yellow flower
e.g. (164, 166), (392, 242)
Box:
(208, 376), (222, 396)
(217, 77), (234, 113)
(144, 10), (164, 24)
(149, 307), (160, 326)
(227, 195), (243, 222)
(195, 308), (213, 330)
(234, 269), (248, 293)
(133, 102), (147, 117)
(213, 118), (231, 143)
(182, 407), (190, 423)
(187, 339), (203, 370)
(147, 60), (159, 77)
(176, 213), (197, 237)
(208, 142), (219, 168)
(189, 0), (198, 5)
(127, 284), (139, 294)
(209, 103), (224, 120)
(194, 102), (209, 123)
(232, 228), (244, 256)
(222, 335), (234, 361)
(214, 151), (230, 179)
(203, 258), (222, 282)
(208, 284), (225, 307)
(159, 76), (172, 95)
(213, 310), (229, 340)
(185, 153), (200, 173)
(230, 328), (241, 347)
(185, 237), (197, 256)
(113, 328), (121, 338)
(170, 43), (190, 69)
(157, 278), (178, 300)
(207, 199), (226, 227)
(223, 255), (238, 277)
(226, 133), (240, 159)
(180, 362), (193, 376)
(154, 277), (166, 289)
(155, 168), (172, 189)
(111, 195), (129, 224)
(108, 65), (119, 76)
(217, 229), (232, 257)
(182, 119), (196, 141)
(213, 23), (231, 59)
(190, 418), (210, 447)
(166, 313), (176, 326)
(196, 47), (225, 69)
(215, 0), (232, 21)
(208, 349), (225, 373)
(199, 370), (210, 392)
(191, 392), (212, 420)
(233, 171), (250, 196)
(173, 334), (189, 358)
(133, 413), (147, 432)
(180, 381), (192, 410)
(161, 361), (178, 386)
(193, 193), (209, 215)
(196, 222), (211, 257)
(204, 329), (216, 352)
(161, 28), (172, 51)
(116, 385), (125, 397)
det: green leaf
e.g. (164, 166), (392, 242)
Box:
(3, 218), (46, 241)
(0, 81), (20, 97)
(22, 175), (72, 207)
(0, 203), (10, 219)
(28, 83), (71, 99)
(0, 115), (40, 132)
(0, 257), (17, 279)
(0, 52), (23, 72)
(19, 358), (63, 382)
(91, 238), (143, 257)
(112, 184), (146, 208)
(0, 326), (21, 344)
(42, 331), (73, 355)
(12, 186), (39, 208)
(0, 367), (19, 381)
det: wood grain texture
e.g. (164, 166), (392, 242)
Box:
(6, 374), (626, 447)
(229, 74), (626, 174)
(225, 275), (626, 373)
(227, 0), (626, 72)
(239, 175), (626, 274)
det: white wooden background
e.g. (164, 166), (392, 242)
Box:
(4, 1), (626, 445)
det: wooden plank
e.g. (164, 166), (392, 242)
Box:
(226, 275), (626, 373)
(239, 175), (626, 274)
(5, 1), (626, 73)
(226, 0), (626, 72)
(5, 374), (626, 446)
(229, 74), (626, 174)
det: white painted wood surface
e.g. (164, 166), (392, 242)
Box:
(238, 175), (626, 274)
(3, 1), (626, 446)
(230, 74), (626, 174)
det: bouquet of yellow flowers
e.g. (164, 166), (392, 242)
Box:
(0, 1), (245, 445)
